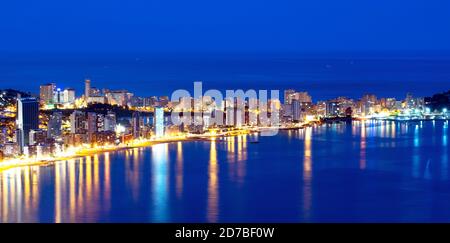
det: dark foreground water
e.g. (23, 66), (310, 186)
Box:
(1, 120), (449, 223)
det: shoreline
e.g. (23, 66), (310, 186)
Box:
(1, 118), (446, 173)
(0, 137), (195, 172)
(0, 131), (256, 173)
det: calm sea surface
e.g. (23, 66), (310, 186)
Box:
(1, 54), (449, 100)
(1, 120), (449, 223)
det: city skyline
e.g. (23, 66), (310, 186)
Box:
(2, 77), (450, 104)
(0, 77), (447, 160)
(2, 0), (450, 230)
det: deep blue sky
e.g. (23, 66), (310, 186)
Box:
(1, 0), (450, 53)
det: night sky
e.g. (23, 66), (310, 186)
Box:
(1, 0), (450, 99)
(1, 0), (450, 53)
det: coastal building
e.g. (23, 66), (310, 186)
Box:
(63, 88), (76, 104)
(70, 111), (87, 134)
(48, 111), (62, 139)
(143, 96), (158, 108)
(14, 129), (23, 154)
(64, 133), (88, 147)
(292, 100), (302, 122)
(281, 104), (293, 122)
(3, 142), (19, 157)
(104, 111), (117, 132)
(16, 97), (39, 152)
(291, 92), (312, 103)
(284, 89), (296, 105)
(85, 79), (91, 99)
(87, 112), (98, 141)
(96, 113), (105, 132)
(87, 95), (106, 104)
(90, 87), (101, 96)
(0, 126), (7, 145)
(335, 97), (354, 116)
(53, 88), (64, 105)
(29, 129), (47, 145)
(91, 131), (116, 146)
(315, 101), (327, 117)
(132, 112), (141, 139)
(40, 83), (55, 105)
(360, 94), (377, 115)
(326, 101), (339, 117)
(159, 96), (169, 107)
(154, 107), (164, 138)
(105, 90), (129, 107)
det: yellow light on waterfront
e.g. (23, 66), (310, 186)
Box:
(208, 140), (219, 222)
(115, 124), (126, 134)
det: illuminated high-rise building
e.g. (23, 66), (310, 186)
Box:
(40, 83), (55, 105)
(105, 90), (128, 107)
(87, 112), (98, 141)
(15, 129), (24, 154)
(104, 111), (117, 132)
(292, 92), (312, 103)
(53, 88), (63, 104)
(361, 94), (377, 115)
(132, 112), (141, 139)
(154, 107), (164, 138)
(90, 87), (101, 96)
(159, 96), (169, 107)
(326, 101), (339, 117)
(29, 129), (46, 145)
(70, 111), (87, 134)
(16, 97), (39, 151)
(284, 89), (296, 105)
(292, 100), (301, 122)
(225, 97), (234, 126)
(85, 79), (91, 99)
(63, 88), (76, 104)
(0, 126), (7, 145)
(48, 111), (62, 139)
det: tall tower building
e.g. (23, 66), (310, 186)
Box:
(85, 79), (91, 99)
(40, 83), (56, 105)
(0, 126), (7, 145)
(104, 111), (117, 132)
(87, 112), (98, 142)
(63, 88), (76, 104)
(284, 89), (296, 105)
(292, 100), (301, 122)
(70, 111), (87, 134)
(16, 97), (39, 151)
(29, 129), (46, 145)
(15, 129), (24, 154)
(292, 92), (312, 103)
(48, 111), (63, 139)
(154, 107), (164, 138)
(53, 88), (63, 104)
(132, 112), (141, 139)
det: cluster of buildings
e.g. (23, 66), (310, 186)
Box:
(0, 79), (449, 161)
(40, 79), (170, 109)
(279, 90), (433, 123)
(40, 83), (76, 107)
(0, 92), (172, 159)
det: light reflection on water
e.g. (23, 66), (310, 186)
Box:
(152, 143), (169, 222)
(207, 140), (218, 222)
(1, 121), (450, 223)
